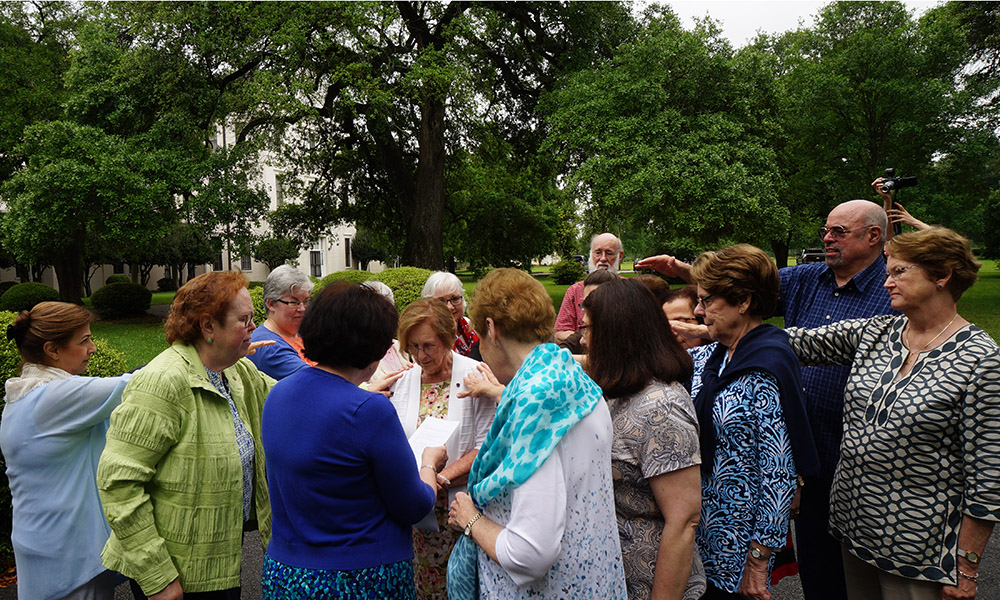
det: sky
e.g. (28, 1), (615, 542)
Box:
(661, 1), (942, 47)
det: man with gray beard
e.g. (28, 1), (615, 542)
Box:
(554, 232), (624, 343)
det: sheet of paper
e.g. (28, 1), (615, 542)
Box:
(409, 417), (460, 531)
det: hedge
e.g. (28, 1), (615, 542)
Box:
(0, 310), (129, 563)
(551, 259), (586, 285)
(249, 286), (267, 326)
(314, 270), (375, 294)
(0, 282), (60, 313)
(375, 267), (432, 313)
(104, 274), (130, 285)
(91, 282), (152, 320)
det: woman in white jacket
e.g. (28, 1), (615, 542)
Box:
(389, 297), (495, 600)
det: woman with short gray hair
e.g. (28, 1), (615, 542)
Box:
(248, 265), (316, 379)
(422, 271), (478, 357)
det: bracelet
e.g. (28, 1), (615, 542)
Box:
(420, 464), (437, 473)
(958, 568), (979, 583)
(437, 474), (452, 488)
(464, 512), (483, 537)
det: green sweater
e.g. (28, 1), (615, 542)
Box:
(97, 343), (275, 595)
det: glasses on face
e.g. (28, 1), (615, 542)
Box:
(438, 295), (463, 307)
(886, 264), (917, 280)
(592, 249), (618, 259)
(819, 225), (874, 239)
(697, 293), (716, 309)
(273, 298), (310, 309)
(234, 313), (254, 329)
(407, 342), (443, 357)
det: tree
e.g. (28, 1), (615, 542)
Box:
(350, 229), (387, 272)
(159, 223), (218, 287)
(540, 7), (787, 252)
(0, 121), (175, 303)
(253, 235), (301, 272)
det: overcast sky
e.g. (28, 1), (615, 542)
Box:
(661, 1), (942, 47)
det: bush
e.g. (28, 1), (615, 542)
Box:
(91, 283), (152, 320)
(0, 282), (17, 298)
(105, 274), (130, 285)
(247, 280), (266, 290)
(0, 310), (129, 563)
(249, 286), (267, 327)
(375, 267), (432, 313)
(551, 259), (586, 285)
(156, 277), (178, 292)
(314, 270), (375, 294)
(0, 282), (60, 313)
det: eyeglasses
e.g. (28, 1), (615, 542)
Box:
(819, 225), (874, 239)
(438, 295), (463, 307)
(273, 298), (310, 309)
(407, 342), (444, 357)
(697, 293), (716, 309)
(886, 265), (917, 280)
(234, 313), (254, 328)
(592, 249), (619, 258)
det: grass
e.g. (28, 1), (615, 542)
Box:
(89, 261), (1000, 369)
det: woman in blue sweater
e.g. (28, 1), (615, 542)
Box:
(261, 281), (447, 599)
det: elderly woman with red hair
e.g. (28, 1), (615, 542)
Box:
(98, 271), (276, 600)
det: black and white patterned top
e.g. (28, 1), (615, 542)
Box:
(205, 368), (255, 522)
(787, 315), (1000, 585)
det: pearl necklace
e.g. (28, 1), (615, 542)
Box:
(902, 313), (958, 367)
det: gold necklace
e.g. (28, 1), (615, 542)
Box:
(903, 313), (958, 366)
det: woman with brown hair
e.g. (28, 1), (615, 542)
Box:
(787, 227), (999, 600)
(686, 244), (817, 600)
(582, 278), (704, 600)
(1, 302), (131, 600)
(388, 297), (495, 599)
(98, 271), (275, 600)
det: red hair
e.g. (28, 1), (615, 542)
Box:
(165, 271), (249, 345)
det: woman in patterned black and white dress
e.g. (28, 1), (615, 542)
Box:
(786, 227), (999, 600)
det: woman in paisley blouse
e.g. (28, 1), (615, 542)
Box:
(786, 227), (998, 600)
(446, 267), (626, 600)
(686, 244), (818, 600)
(582, 278), (705, 600)
(388, 297), (495, 600)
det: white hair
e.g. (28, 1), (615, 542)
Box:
(361, 280), (394, 304)
(421, 271), (464, 298)
(263, 265), (314, 316)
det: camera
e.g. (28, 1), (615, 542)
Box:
(880, 168), (917, 194)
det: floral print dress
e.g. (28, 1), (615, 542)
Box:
(412, 380), (454, 600)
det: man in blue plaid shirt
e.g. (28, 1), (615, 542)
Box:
(635, 198), (896, 600)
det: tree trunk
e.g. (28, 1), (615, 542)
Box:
(53, 234), (86, 304)
(15, 264), (29, 283)
(771, 230), (792, 269)
(402, 97), (446, 270)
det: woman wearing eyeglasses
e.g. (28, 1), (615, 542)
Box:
(422, 271), (479, 357)
(389, 297), (496, 600)
(786, 227), (999, 600)
(98, 271), (276, 600)
(686, 245), (818, 600)
(248, 265), (316, 379)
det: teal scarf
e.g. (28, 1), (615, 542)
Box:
(447, 343), (602, 599)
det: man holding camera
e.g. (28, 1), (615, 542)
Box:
(636, 198), (896, 600)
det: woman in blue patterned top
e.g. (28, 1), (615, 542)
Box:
(686, 245), (819, 600)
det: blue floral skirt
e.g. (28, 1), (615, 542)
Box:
(261, 555), (417, 600)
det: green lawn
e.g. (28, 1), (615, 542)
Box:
(90, 316), (168, 370)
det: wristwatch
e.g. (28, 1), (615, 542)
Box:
(957, 548), (980, 564)
(749, 546), (771, 561)
(464, 512), (483, 537)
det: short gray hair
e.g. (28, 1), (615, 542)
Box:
(361, 280), (394, 304)
(421, 271), (463, 298)
(859, 201), (889, 244)
(263, 265), (314, 316)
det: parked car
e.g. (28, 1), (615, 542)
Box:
(572, 254), (586, 267)
(797, 248), (826, 264)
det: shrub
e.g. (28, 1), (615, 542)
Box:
(0, 282), (17, 298)
(91, 283), (152, 320)
(551, 259), (586, 285)
(156, 277), (178, 292)
(247, 280), (266, 290)
(375, 267), (432, 313)
(0, 282), (60, 313)
(0, 310), (129, 563)
(249, 286), (267, 326)
(105, 274), (130, 285)
(314, 270), (375, 294)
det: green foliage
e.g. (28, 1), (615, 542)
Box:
(156, 277), (178, 292)
(0, 281), (17, 297)
(375, 267), (433, 313)
(105, 274), (130, 285)
(249, 286), (266, 328)
(253, 235), (301, 272)
(551, 259), (586, 286)
(0, 282), (60, 313)
(91, 282), (152, 320)
(350, 229), (387, 272)
(247, 281), (266, 290)
(89, 318), (166, 371)
(314, 270), (375, 294)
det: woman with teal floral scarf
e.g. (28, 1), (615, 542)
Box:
(446, 268), (627, 600)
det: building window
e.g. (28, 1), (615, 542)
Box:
(113, 263), (125, 274)
(309, 240), (323, 278)
(275, 174), (284, 207)
(241, 255), (252, 271)
(344, 237), (352, 269)
(213, 252), (223, 271)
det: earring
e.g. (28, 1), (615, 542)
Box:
(936, 284), (943, 289)
(739, 308), (745, 315)
(207, 337), (213, 344)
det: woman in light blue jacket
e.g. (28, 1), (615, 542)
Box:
(0, 302), (131, 600)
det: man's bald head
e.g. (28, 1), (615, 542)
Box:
(589, 233), (624, 273)
(822, 200), (886, 278)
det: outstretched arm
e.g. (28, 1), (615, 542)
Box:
(634, 255), (693, 282)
